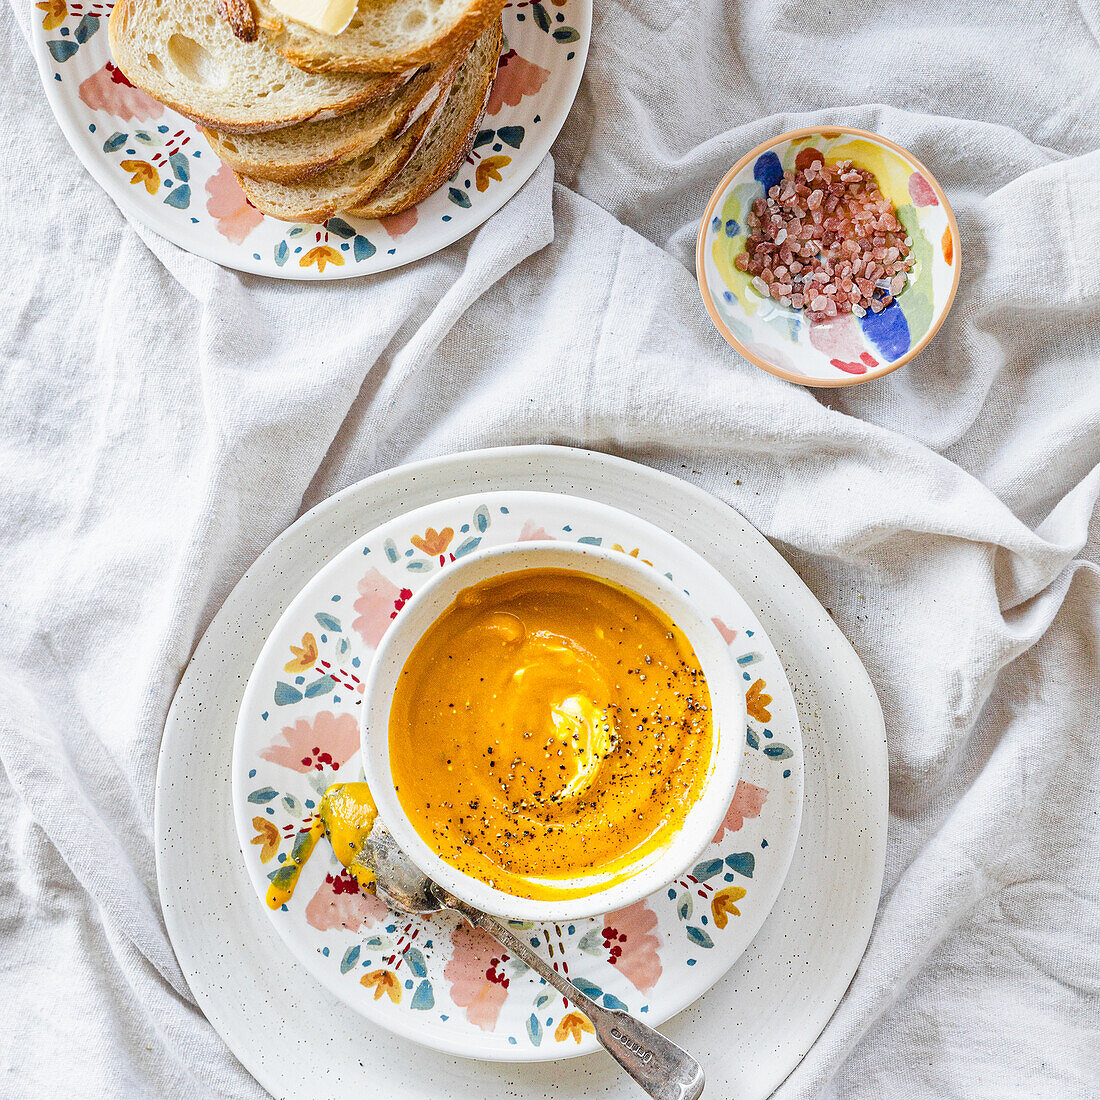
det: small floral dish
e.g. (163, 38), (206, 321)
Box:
(363, 540), (746, 924)
(28, 0), (589, 278)
(232, 490), (803, 1060)
(697, 126), (961, 387)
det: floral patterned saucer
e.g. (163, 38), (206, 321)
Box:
(231, 491), (803, 1061)
(27, 0), (589, 277)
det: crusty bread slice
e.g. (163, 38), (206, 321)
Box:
(109, 0), (414, 132)
(348, 19), (500, 219)
(234, 75), (450, 220)
(246, 0), (506, 75)
(202, 63), (451, 183)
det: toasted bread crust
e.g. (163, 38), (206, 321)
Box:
(275, 0), (506, 74)
(201, 47), (464, 183)
(349, 21), (500, 218)
(217, 0), (258, 42)
(199, 73), (425, 182)
(233, 80), (449, 221)
(151, 77), (410, 134)
(108, 0), (416, 133)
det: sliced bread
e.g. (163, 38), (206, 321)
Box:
(234, 76), (450, 220)
(246, 0), (506, 75)
(202, 54), (459, 183)
(348, 19), (500, 219)
(109, 0), (415, 132)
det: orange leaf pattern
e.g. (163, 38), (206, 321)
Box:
(300, 245), (344, 273)
(37, 0), (66, 30)
(250, 816), (280, 862)
(410, 526), (454, 556)
(361, 969), (402, 1002)
(711, 886), (748, 929)
(554, 1011), (594, 1043)
(284, 632), (318, 674)
(746, 678), (772, 722)
(476, 155), (511, 192)
(611, 543), (653, 566)
(120, 159), (159, 195)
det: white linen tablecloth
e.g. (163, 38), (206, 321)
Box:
(1, 0), (1097, 1095)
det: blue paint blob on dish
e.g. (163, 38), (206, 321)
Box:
(753, 151), (783, 195)
(860, 300), (911, 361)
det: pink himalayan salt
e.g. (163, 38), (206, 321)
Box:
(735, 156), (915, 323)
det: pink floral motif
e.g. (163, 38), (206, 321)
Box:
(205, 164), (264, 244)
(711, 617), (737, 645)
(305, 870), (388, 932)
(79, 62), (164, 122)
(353, 568), (404, 646)
(712, 780), (768, 843)
(486, 50), (550, 116)
(908, 171), (938, 207)
(380, 207), (418, 237)
(259, 711), (359, 773)
(807, 313), (877, 374)
(600, 900), (661, 992)
(518, 521), (553, 541)
(444, 923), (510, 1030)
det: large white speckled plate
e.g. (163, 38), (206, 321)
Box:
(157, 445), (887, 1099)
(28, 0), (589, 277)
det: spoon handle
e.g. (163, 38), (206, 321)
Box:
(464, 906), (705, 1100)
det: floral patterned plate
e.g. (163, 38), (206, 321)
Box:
(27, 0), (589, 278)
(232, 491), (803, 1061)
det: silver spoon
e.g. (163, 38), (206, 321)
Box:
(363, 820), (705, 1100)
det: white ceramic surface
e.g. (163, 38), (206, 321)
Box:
(363, 540), (746, 922)
(230, 490), (800, 1060)
(158, 445), (888, 1099)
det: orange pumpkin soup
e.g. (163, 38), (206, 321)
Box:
(388, 568), (713, 900)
